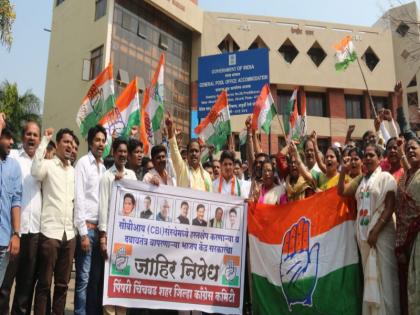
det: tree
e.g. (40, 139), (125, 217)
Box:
(0, 0), (16, 51)
(0, 80), (42, 145)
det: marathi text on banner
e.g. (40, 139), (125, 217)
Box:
(103, 180), (247, 314)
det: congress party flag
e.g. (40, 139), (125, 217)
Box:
(100, 79), (140, 157)
(139, 54), (165, 154)
(194, 90), (231, 152)
(283, 89), (297, 137)
(335, 36), (357, 72)
(251, 84), (277, 134)
(76, 63), (116, 138)
(248, 188), (362, 315)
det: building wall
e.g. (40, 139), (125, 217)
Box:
(43, 1), (418, 157)
(190, 11), (397, 148)
(380, 1), (420, 132)
(43, 0), (114, 145)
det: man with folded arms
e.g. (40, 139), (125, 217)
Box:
(74, 125), (107, 315)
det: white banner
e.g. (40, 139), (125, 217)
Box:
(103, 179), (247, 314)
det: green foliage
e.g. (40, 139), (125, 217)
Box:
(0, 80), (42, 145)
(0, 0), (16, 51)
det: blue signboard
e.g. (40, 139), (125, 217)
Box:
(198, 48), (269, 119)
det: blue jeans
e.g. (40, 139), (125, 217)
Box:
(74, 229), (102, 315)
(0, 246), (9, 287)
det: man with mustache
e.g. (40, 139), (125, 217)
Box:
(166, 115), (212, 192)
(0, 120), (41, 314)
(0, 114), (22, 288)
(74, 125), (107, 315)
(143, 144), (176, 186)
(98, 138), (136, 315)
(31, 127), (76, 315)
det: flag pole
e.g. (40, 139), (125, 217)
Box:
(276, 114), (287, 139)
(355, 56), (378, 118)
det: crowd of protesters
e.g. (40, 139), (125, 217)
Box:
(0, 81), (418, 315)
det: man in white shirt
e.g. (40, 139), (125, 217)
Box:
(0, 121), (42, 315)
(212, 151), (243, 197)
(74, 125), (107, 315)
(143, 144), (176, 186)
(31, 127), (76, 315)
(98, 138), (136, 315)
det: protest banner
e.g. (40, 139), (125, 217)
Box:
(103, 179), (247, 314)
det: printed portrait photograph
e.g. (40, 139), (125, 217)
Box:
(208, 205), (224, 229)
(225, 207), (240, 230)
(174, 200), (191, 225)
(156, 198), (174, 222)
(138, 194), (155, 220)
(192, 202), (209, 227)
(120, 192), (137, 217)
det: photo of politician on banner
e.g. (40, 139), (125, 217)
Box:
(103, 180), (247, 314)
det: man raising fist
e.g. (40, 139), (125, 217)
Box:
(31, 127), (76, 315)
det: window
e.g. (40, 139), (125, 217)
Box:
(277, 90), (295, 115)
(401, 49), (410, 60)
(407, 92), (418, 106)
(306, 92), (327, 117)
(90, 46), (103, 80)
(95, 0), (107, 21)
(248, 36), (268, 50)
(218, 34), (240, 53)
(345, 95), (364, 119)
(122, 11), (137, 33)
(396, 22), (410, 37)
(56, 0), (65, 6)
(362, 47), (379, 71)
(408, 75), (417, 88)
(307, 41), (327, 67)
(159, 34), (168, 50)
(278, 39), (299, 64)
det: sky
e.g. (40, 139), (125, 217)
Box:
(0, 0), (412, 103)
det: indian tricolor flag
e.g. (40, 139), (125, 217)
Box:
(99, 79), (140, 157)
(139, 54), (165, 154)
(283, 89), (298, 137)
(248, 188), (362, 315)
(76, 63), (116, 137)
(251, 84), (277, 134)
(194, 90), (231, 151)
(335, 36), (357, 72)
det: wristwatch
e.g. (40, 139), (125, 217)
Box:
(12, 231), (21, 238)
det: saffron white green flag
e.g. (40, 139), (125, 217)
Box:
(335, 36), (357, 72)
(76, 63), (116, 137)
(139, 54), (165, 154)
(249, 188), (363, 315)
(100, 79), (140, 157)
(194, 90), (231, 152)
(251, 84), (277, 134)
(283, 89), (298, 137)
(145, 54), (165, 132)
